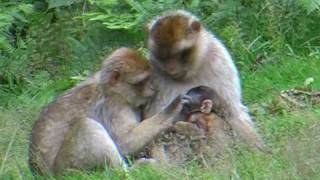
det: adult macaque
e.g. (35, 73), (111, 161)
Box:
(29, 48), (185, 175)
(145, 10), (270, 153)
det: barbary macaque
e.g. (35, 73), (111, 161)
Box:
(181, 86), (224, 133)
(145, 10), (271, 153)
(29, 48), (185, 175)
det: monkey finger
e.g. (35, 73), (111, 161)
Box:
(163, 94), (183, 115)
(181, 95), (193, 104)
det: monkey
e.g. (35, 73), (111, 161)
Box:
(181, 85), (225, 134)
(181, 86), (235, 164)
(29, 48), (186, 175)
(144, 10), (271, 154)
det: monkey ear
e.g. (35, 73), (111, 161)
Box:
(190, 20), (201, 32)
(108, 70), (121, 86)
(200, 99), (213, 114)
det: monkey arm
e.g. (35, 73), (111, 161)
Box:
(118, 113), (175, 155)
(115, 95), (184, 156)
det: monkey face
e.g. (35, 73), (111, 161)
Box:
(108, 68), (156, 107)
(150, 47), (194, 79)
(125, 70), (156, 106)
(147, 11), (201, 80)
(181, 86), (216, 115)
(101, 48), (156, 107)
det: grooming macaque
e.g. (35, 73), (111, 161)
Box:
(145, 10), (271, 153)
(29, 48), (185, 175)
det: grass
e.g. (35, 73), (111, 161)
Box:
(0, 56), (319, 179)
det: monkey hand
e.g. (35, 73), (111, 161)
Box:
(162, 94), (189, 124)
(180, 94), (194, 115)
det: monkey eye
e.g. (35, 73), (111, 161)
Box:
(131, 76), (152, 90)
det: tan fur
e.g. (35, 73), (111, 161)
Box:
(145, 10), (271, 154)
(29, 75), (104, 175)
(29, 48), (185, 175)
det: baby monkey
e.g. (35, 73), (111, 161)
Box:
(181, 86), (225, 134)
(145, 86), (232, 166)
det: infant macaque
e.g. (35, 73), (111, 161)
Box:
(136, 86), (232, 166)
(180, 85), (224, 134)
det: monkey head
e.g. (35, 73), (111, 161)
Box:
(147, 10), (202, 80)
(100, 48), (155, 107)
(181, 86), (220, 116)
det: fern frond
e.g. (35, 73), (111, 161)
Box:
(299, 0), (320, 13)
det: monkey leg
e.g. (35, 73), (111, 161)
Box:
(149, 143), (170, 165)
(53, 117), (127, 175)
(228, 105), (272, 154)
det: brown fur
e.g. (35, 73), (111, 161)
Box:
(29, 48), (185, 175)
(150, 15), (190, 47)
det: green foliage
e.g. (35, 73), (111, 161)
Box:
(84, 0), (137, 30)
(0, 2), (33, 53)
(47, 0), (83, 9)
(83, 0), (179, 31)
(192, 0), (320, 67)
(299, 0), (320, 13)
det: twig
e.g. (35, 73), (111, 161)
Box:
(280, 92), (306, 107)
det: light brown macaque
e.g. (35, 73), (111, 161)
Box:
(144, 10), (271, 154)
(29, 48), (185, 175)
